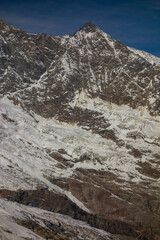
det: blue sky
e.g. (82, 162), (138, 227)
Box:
(0, 0), (160, 57)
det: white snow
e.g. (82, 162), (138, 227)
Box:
(0, 95), (159, 198)
(0, 199), (118, 240)
(128, 47), (160, 66)
(0, 96), (91, 213)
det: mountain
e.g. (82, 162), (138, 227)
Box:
(0, 19), (160, 240)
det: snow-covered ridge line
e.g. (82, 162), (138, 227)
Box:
(128, 47), (160, 66)
(1, 20), (160, 118)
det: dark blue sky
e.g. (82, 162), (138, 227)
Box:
(0, 0), (160, 57)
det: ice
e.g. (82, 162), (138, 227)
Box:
(0, 95), (159, 194)
(0, 199), (118, 240)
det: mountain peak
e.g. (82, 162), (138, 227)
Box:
(79, 22), (98, 33)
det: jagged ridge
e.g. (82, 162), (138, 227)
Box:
(0, 19), (160, 117)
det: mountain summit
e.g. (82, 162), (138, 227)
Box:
(0, 20), (160, 240)
(0, 20), (160, 117)
(78, 21), (98, 32)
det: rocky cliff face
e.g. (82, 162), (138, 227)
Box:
(0, 20), (160, 116)
(0, 20), (160, 240)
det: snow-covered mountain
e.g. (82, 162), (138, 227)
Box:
(0, 19), (160, 240)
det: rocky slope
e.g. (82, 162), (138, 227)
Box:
(0, 198), (119, 240)
(0, 19), (160, 240)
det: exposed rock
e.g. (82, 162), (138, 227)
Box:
(0, 189), (142, 239)
(0, 20), (160, 116)
(0, 20), (160, 240)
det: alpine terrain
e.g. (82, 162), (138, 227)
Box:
(0, 19), (160, 240)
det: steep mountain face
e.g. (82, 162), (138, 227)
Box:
(0, 20), (160, 116)
(0, 20), (160, 240)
